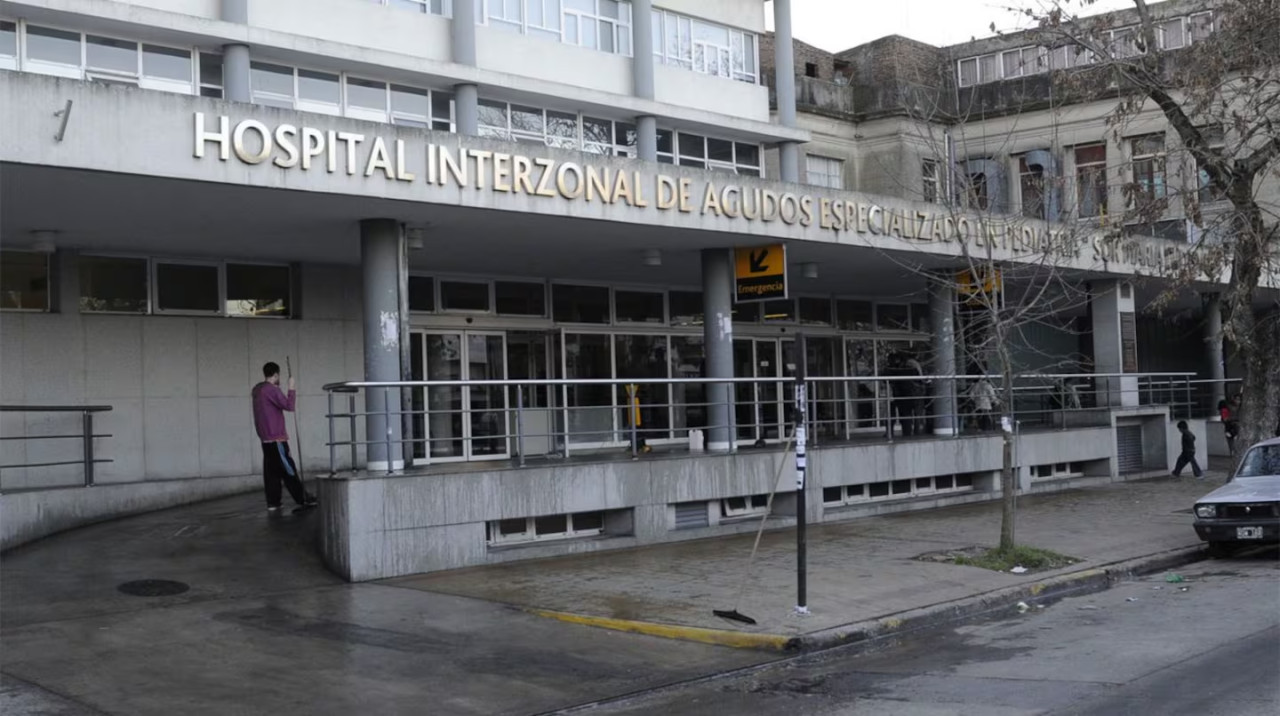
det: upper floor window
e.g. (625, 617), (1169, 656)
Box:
(672, 133), (762, 176)
(1001, 46), (1045, 78)
(1018, 154), (1046, 220)
(652, 10), (757, 84)
(19, 23), (196, 93)
(1, 251), (50, 312)
(1196, 126), (1227, 204)
(1158, 17), (1186, 50)
(805, 155), (843, 189)
(1129, 134), (1167, 204)
(1, 21), (17, 70)
(376, 0), (449, 16)
(1189, 11), (1215, 42)
(1074, 143), (1107, 219)
(476, 0), (633, 55)
(921, 159), (940, 203)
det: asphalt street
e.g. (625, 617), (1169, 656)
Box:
(581, 550), (1280, 716)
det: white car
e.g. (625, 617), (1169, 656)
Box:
(1193, 437), (1280, 555)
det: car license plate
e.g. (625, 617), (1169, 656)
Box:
(1237, 526), (1264, 539)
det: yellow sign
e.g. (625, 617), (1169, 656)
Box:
(956, 267), (1003, 307)
(734, 244), (787, 302)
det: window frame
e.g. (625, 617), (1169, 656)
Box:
(223, 260), (293, 319)
(151, 258), (225, 317)
(1129, 133), (1168, 204)
(0, 250), (52, 313)
(805, 154), (844, 190)
(78, 253), (152, 315)
(921, 159), (940, 203)
(0, 20), (17, 71)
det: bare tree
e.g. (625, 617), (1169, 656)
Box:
(1030, 0), (1280, 454)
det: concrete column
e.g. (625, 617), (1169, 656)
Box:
(453, 0), (479, 135)
(361, 219), (405, 471)
(220, 0), (251, 103)
(701, 249), (735, 451)
(930, 280), (957, 435)
(772, 0), (800, 183)
(1090, 280), (1138, 407)
(636, 115), (658, 162)
(1204, 293), (1226, 407)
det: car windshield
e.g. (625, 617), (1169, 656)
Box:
(1236, 445), (1280, 478)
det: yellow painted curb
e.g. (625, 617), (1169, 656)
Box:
(527, 608), (793, 651)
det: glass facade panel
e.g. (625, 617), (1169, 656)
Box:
(348, 77), (388, 110)
(86, 36), (137, 73)
(440, 281), (491, 312)
(837, 300), (874, 331)
(0, 252), (49, 311)
(226, 264), (290, 317)
(553, 284), (610, 323)
(562, 333), (613, 442)
(142, 45), (192, 81)
(614, 290), (664, 323)
(877, 304), (911, 331)
(494, 281), (546, 316)
(670, 336), (705, 436)
(297, 69), (340, 103)
(615, 334), (670, 441)
(27, 26), (81, 66)
(799, 297), (832, 326)
(251, 62), (293, 97)
(408, 276), (435, 312)
(0, 21), (15, 58)
(80, 256), (148, 313)
(156, 263), (219, 313)
(668, 291), (703, 327)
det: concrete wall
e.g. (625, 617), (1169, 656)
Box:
(0, 473), (257, 551)
(0, 256), (365, 492)
(321, 425), (1118, 581)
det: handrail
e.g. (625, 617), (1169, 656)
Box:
(0, 405), (114, 489)
(323, 372), (1196, 391)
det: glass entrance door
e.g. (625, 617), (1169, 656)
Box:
(733, 338), (791, 444)
(414, 330), (509, 462)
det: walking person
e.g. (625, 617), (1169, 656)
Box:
(1171, 420), (1204, 479)
(252, 361), (316, 514)
(969, 375), (997, 431)
(1218, 397), (1239, 457)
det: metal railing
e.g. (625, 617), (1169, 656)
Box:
(321, 372), (1199, 475)
(0, 405), (113, 490)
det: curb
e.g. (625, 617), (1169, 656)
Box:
(525, 544), (1207, 653)
(526, 608), (795, 651)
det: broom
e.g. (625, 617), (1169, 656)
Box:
(713, 426), (796, 626)
(286, 356), (311, 514)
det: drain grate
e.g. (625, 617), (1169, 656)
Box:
(117, 579), (190, 597)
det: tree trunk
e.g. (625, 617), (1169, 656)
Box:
(999, 368), (1016, 552)
(1232, 310), (1280, 465)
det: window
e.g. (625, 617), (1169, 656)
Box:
(836, 300), (873, 331)
(86, 35), (137, 75)
(1019, 155), (1046, 220)
(673, 132), (761, 175)
(143, 45), (193, 84)
(876, 304), (910, 332)
(1130, 134), (1167, 204)
(966, 171), (990, 211)
(957, 57), (978, 87)
(562, 0), (632, 55)
(383, 0), (448, 15)
(799, 297), (832, 326)
(1001, 47), (1043, 78)
(653, 9), (757, 84)
(440, 280), (491, 312)
(296, 69), (341, 114)
(1189, 11), (1214, 42)
(553, 284), (610, 323)
(155, 262), (220, 314)
(1049, 43), (1093, 69)
(721, 494), (769, 518)
(977, 54), (998, 83)
(1074, 143), (1107, 218)
(806, 155), (843, 189)
(804, 62), (818, 78)
(669, 291), (703, 327)
(80, 256), (148, 313)
(0, 21), (16, 70)
(495, 281), (546, 316)
(1158, 17), (1186, 49)
(1, 251), (50, 311)
(226, 264), (290, 317)
(21, 26), (196, 93)
(526, 0), (562, 40)
(487, 510), (607, 545)
(762, 299), (795, 323)
(922, 159), (940, 203)
(823, 474), (977, 506)
(487, 0), (524, 32)
(25, 25), (81, 70)
(614, 290), (664, 323)
(408, 276), (436, 312)
(198, 52), (223, 98)
(1196, 127), (1227, 204)
(250, 62), (295, 108)
(1110, 27), (1142, 58)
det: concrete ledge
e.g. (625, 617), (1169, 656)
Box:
(526, 609), (794, 651)
(1, 475), (258, 552)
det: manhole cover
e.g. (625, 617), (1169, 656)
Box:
(117, 579), (190, 597)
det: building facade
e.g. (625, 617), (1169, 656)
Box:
(2, 0), (1268, 577)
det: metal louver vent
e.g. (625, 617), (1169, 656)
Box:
(673, 501), (709, 530)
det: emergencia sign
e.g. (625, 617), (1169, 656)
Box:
(734, 244), (787, 302)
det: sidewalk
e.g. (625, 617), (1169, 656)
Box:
(389, 473), (1222, 649)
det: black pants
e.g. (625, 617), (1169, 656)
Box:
(262, 441), (307, 507)
(1173, 450), (1203, 478)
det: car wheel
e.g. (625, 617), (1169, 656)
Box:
(1207, 541), (1233, 558)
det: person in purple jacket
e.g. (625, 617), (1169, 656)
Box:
(252, 361), (316, 514)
